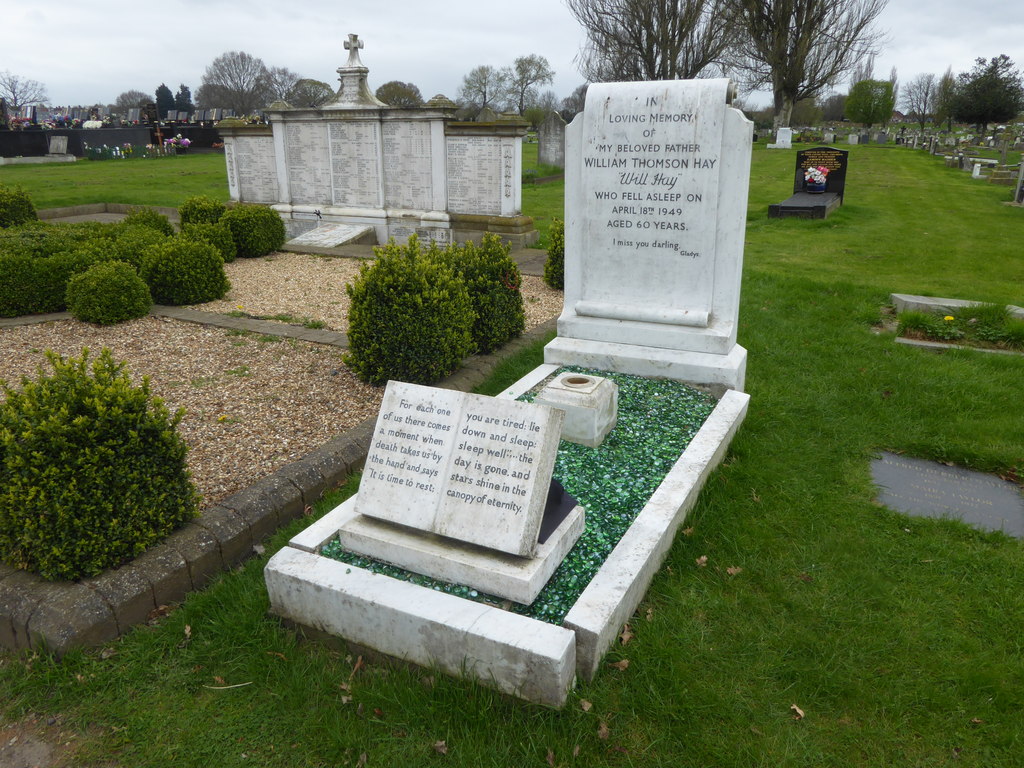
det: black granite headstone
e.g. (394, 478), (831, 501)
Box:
(872, 452), (1024, 536)
(793, 146), (848, 201)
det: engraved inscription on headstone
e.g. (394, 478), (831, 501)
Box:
(383, 121), (433, 210)
(793, 146), (848, 200)
(872, 452), (1024, 537)
(446, 135), (502, 215)
(329, 121), (381, 207)
(285, 122), (332, 204)
(356, 381), (563, 557)
(233, 136), (279, 203)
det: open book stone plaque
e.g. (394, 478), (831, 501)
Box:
(341, 381), (584, 603)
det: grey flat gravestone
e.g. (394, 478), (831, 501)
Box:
(286, 223), (373, 248)
(338, 381), (584, 603)
(545, 77), (751, 393)
(538, 111), (566, 168)
(872, 452), (1024, 536)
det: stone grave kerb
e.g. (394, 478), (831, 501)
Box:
(545, 78), (751, 393)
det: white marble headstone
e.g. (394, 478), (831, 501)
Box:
(355, 381), (564, 557)
(546, 78), (751, 392)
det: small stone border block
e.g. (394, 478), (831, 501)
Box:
(264, 365), (749, 706)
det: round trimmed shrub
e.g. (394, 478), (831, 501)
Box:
(0, 184), (37, 228)
(123, 206), (174, 237)
(220, 204), (286, 258)
(0, 348), (199, 580)
(346, 236), (474, 385)
(543, 218), (564, 290)
(181, 221), (237, 263)
(112, 224), (169, 270)
(66, 261), (152, 324)
(141, 236), (230, 305)
(178, 195), (226, 226)
(435, 234), (525, 353)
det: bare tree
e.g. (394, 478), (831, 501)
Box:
(266, 66), (301, 102)
(114, 89), (152, 114)
(562, 83), (589, 120)
(196, 51), (271, 115)
(0, 71), (48, 111)
(731, 0), (888, 129)
(375, 81), (424, 108)
(287, 78), (335, 108)
(566, 0), (736, 82)
(504, 55), (554, 114)
(901, 73), (936, 130)
(457, 65), (509, 112)
(933, 66), (956, 131)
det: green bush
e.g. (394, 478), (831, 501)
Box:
(434, 234), (525, 353)
(181, 222), (237, 263)
(178, 195), (226, 226)
(0, 184), (37, 228)
(544, 218), (564, 290)
(112, 224), (169, 270)
(0, 248), (103, 317)
(0, 349), (198, 581)
(123, 206), (174, 237)
(346, 236), (474, 385)
(141, 236), (230, 305)
(220, 204), (285, 258)
(66, 261), (152, 324)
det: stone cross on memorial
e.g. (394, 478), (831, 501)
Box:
(344, 33), (364, 66)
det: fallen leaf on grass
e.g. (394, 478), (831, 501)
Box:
(546, 748), (555, 767)
(726, 566), (743, 576)
(373, 708), (384, 719)
(695, 555), (708, 568)
(682, 527), (694, 536)
(266, 651), (286, 661)
(970, 718), (984, 726)
(356, 753), (368, 767)
(645, 607), (654, 622)
(432, 740), (448, 755)
(350, 655), (364, 680)
(340, 695), (353, 705)
(580, 700), (593, 712)
(607, 659), (630, 671)
(214, 676), (226, 685)
(790, 704), (805, 720)
(797, 573), (814, 583)
(618, 624), (634, 645)
(573, 745), (580, 757)
(597, 721), (610, 741)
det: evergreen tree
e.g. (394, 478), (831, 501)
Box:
(155, 83), (174, 118)
(174, 84), (194, 114)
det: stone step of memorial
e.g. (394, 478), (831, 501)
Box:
(285, 224), (376, 249)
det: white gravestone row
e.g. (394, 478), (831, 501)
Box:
(545, 78), (751, 393)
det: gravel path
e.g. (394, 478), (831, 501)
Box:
(0, 252), (563, 508)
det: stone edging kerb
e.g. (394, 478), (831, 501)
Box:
(0, 316), (557, 655)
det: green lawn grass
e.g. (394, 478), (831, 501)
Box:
(2, 145), (1024, 767)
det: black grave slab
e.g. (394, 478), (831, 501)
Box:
(769, 145), (848, 219)
(871, 452), (1024, 537)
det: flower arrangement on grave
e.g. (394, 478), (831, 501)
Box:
(804, 165), (829, 185)
(163, 134), (191, 152)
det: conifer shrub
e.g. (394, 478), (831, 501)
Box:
(123, 206), (174, 237)
(66, 261), (152, 324)
(0, 348), (199, 580)
(0, 184), (37, 228)
(181, 222), (237, 263)
(219, 204), (286, 258)
(435, 234), (525, 353)
(140, 236), (230, 305)
(178, 195), (226, 226)
(112, 224), (169, 270)
(544, 218), (564, 290)
(346, 236), (474, 385)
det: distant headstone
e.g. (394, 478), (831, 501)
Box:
(768, 127), (792, 149)
(1015, 163), (1024, 204)
(545, 78), (751, 392)
(537, 111), (566, 168)
(47, 135), (68, 155)
(859, 133), (871, 144)
(127, 108), (141, 122)
(166, 110), (178, 121)
(848, 133), (859, 145)
(872, 452), (1024, 537)
(337, 381), (583, 603)
(823, 131), (836, 144)
(875, 132), (888, 144)
(792, 146), (848, 201)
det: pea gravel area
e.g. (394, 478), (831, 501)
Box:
(192, 251), (564, 333)
(0, 252), (563, 509)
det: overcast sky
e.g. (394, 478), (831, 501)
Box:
(4, 0), (1023, 110)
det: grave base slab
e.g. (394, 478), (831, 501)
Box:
(337, 502), (585, 604)
(265, 365), (749, 706)
(543, 336), (747, 396)
(768, 192), (842, 219)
